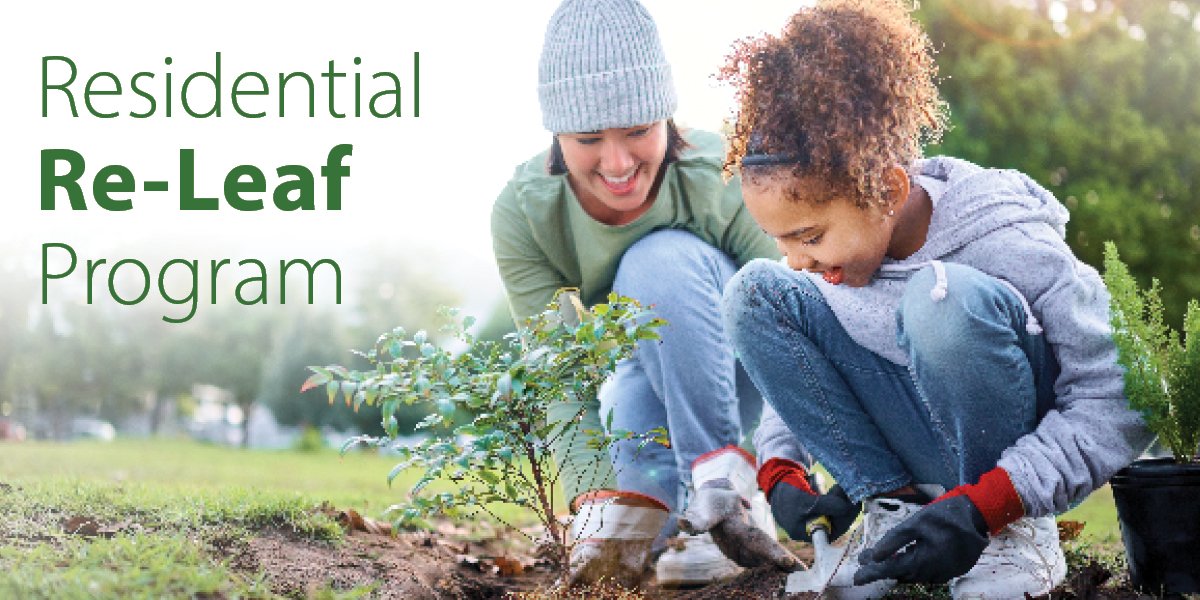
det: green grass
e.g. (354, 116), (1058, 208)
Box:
(1059, 484), (1123, 546)
(0, 438), (543, 599)
(0, 438), (536, 524)
(0, 476), (343, 599)
(1, 438), (427, 519)
(0, 529), (273, 600)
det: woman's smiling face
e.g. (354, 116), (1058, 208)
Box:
(558, 121), (668, 225)
(742, 171), (901, 287)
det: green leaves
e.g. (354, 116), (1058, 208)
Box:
(304, 289), (668, 559)
(1104, 242), (1200, 462)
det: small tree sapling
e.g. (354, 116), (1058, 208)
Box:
(302, 290), (667, 567)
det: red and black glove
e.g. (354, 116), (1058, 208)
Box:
(855, 467), (1024, 584)
(758, 458), (861, 542)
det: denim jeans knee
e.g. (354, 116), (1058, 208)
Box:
(722, 259), (826, 342)
(615, 229), (732, 308)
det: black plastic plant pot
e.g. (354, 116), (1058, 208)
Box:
(1110, 456), (1200, 594)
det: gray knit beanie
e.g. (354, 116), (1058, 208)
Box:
(538, 0), (678, 133)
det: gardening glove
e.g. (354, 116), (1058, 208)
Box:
(565, 490), (669, 588)
(680, 445), (801, 570)
(855, 467), (1025, 585)
(758, 457), (861, 542)
(678, 478), (801, 571)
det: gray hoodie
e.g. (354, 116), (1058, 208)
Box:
(754, 156), (1153, 518)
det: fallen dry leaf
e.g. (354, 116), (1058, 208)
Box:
(337, 509), (392, 535)
(1057, 520), (1085, 542)
(492, 555), (525, 577)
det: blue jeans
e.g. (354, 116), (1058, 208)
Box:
(722, 259), (1058, 502)
(599, 230), (764, 512)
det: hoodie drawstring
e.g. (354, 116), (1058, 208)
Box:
(994, 277), (1044, 335)
(929, 260), (949, 302)
(880, 260), (1043, 336)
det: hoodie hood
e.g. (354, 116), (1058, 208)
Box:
(904, 157), (1070, 263)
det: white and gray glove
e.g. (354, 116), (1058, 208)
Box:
(678, 478), (801, 571)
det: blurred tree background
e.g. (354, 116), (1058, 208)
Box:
(919, 0), (1200, 326)
(0, 243), (460, 444)
(2, 0), (1198, 443)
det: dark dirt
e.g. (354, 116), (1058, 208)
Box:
(227, 526), (559, 599)
(223, 521), (1157, 600)
(671, 566), (790, 599)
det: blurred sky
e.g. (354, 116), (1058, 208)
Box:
(1, 1), (807, 318)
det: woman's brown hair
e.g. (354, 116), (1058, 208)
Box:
(721, 0), (948, 208)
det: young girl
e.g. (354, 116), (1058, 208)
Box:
(491, 0), (799, 587)
(714, 1), (1153, 597)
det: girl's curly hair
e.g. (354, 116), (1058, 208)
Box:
(720, 0), (948, 208)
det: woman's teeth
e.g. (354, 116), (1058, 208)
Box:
(601, 170), (638, 194)
(603, 172), (635, 184)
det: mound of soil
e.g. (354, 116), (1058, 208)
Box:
(229, 526), (553, 599)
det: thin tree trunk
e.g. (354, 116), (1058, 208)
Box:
(241, 402), (252, 448)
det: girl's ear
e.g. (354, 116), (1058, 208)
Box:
(882, 165), (911, 215)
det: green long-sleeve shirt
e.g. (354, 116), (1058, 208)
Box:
(491, 129), (779, 321)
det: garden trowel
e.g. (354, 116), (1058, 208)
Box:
(785, 515), (849, 594)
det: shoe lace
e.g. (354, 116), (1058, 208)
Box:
(860, 498), (916, 546)
(976, 518), (1057, 588)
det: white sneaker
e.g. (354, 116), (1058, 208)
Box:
(950, 516), (1067, 599)
(655, 531), (744, 586)
(823, 496), (925, 600)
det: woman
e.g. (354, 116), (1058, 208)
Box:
(490, 0), (800, 587)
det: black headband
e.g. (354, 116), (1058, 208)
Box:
(740, 152), (804, 167)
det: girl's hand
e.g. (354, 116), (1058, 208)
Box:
(759, 458), (861, 542)
(854, 494), (988, 584)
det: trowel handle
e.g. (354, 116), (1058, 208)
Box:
(805, 514), (832, 539)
